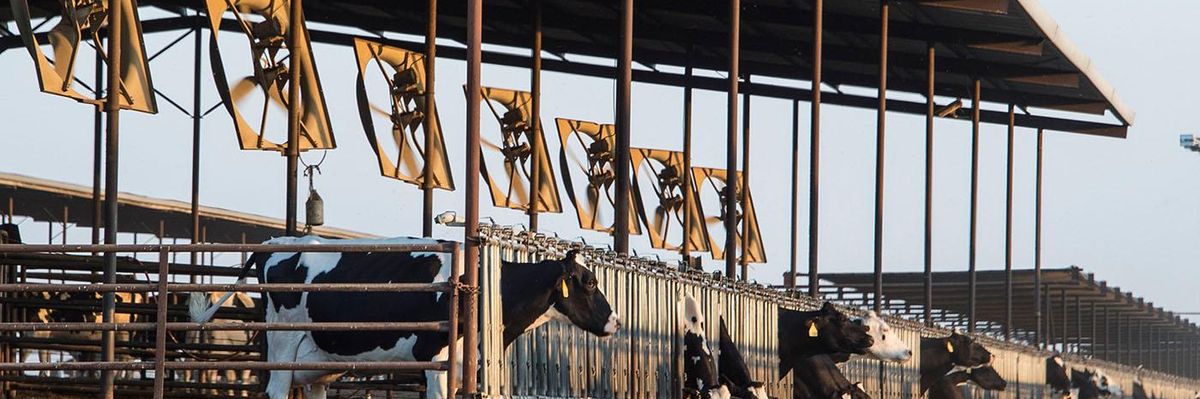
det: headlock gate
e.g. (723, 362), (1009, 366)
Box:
(478, 225), (1200, 399)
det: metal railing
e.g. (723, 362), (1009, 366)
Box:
(0, 242), (469, 398)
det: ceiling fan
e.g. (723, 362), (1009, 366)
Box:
(352, 38), (452, 190)
(205, 0), (334, 152)
(10, 0), (157, 113)
(555, 118), (640, 235)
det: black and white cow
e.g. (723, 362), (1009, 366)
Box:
(1072, 368), (1105, 399)
(189, 236), (621, 399)
(778, 302), (874, 379)
(918, 331), (993, 394)
(791, 353), (869, 399)
(680, 296), (731, 399)
(718, 317), (769, 399)
(927, 365), (1007, 399)
(1046, 354), (1072, 398)
(1132, 375), (1149, 399)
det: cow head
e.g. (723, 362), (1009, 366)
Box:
(853, 311), (912, 362)
(810, 302), (874, 355)
(0, 223), (21, 244)
(967, 365), (1007, 391)
(1046, 354), (1072, 394)
(944, 331), (993, 367)
(1072, 368), (1104, 399)
(549, 250), (620, 337)
(843, 382), (869, 399)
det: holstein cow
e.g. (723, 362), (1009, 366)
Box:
(791, 353), (870, 399)
(918, 331), (994, 394)
(189, 236), (620, 399)
(927, 365), (1007, 399)
(778, 302), (874, 379)
(1046, 354), (1072, 398)
(1096, 369), (1121, 398)
(1132, 375), (1149, 399)
(1072, 368), (1106, 399)
(832, 311), (912, 364)
(679, 296), (731, 399)
(718, 317), (769, 399)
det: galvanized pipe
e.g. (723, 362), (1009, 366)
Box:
(807, 0), (823, 297)
(284, 0), (303, 237)
(1035, 129), (1044, 347)
(613, 0), (633, 254)
(725, 0), (740, 279)
(1005, 104), (1014, 341)
(740, 76), (751, 281)
(527, 0), (542, 232)
(463, 0), (483, 393)
(422, 0), (438, 237)
(968, 78), (980, 332)
(101, 0), (125, 395)
(873, 0), (888, 314)
(923, 43), (934, 326)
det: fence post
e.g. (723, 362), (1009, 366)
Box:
(153, 247), (169, 398)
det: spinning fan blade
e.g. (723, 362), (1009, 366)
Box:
(370, 102), (390, 118)
(12, 0), (157, 113)
(472, 86), (562, 214)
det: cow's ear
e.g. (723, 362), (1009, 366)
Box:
(945, 339), (955, 353)
(807, 320), (819, 337)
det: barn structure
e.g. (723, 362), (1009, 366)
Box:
(0, 0), (1191, 398)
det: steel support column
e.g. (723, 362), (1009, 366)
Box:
(1117, 312), (1124, 364)
(93, 50), (103, 247)
(1035, 128), (1044, 347)
(968, 78), (980, 332)
(807, 0), (823, 297)
(1005, 104), (1014, 341)
(1104, 306), (1111, 360)
(422, 0), (439, 237)
(284, 0), (303, 236)
(100, 0), (125, 395)
(1075, 296), (1081, 354)
(462, 0), (483, 394)
(613, 0), (633, 254)
(873, 0), (888, 314)
(1089, 301), (1096, 356)
(683, 60), (694, 262)
(789, 97), (799, 289)
(923, 43), (934, 326)
(191, 12), (202, 272)
(1060, 289), (1067, 352)
(724, 0), (740, 278)
(740, 77), (751, 281)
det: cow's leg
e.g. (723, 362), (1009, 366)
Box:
(424, 338), (463, 399)
(265, 331), (304, 399)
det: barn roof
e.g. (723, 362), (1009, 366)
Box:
(0, 0), (1133, 137)
(0, 172), (372, 244)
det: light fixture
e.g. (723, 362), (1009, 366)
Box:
(435, 211), (466, 227)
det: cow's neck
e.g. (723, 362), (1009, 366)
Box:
(919, 338), (956, 394)
(499, 260), (562, 347)
(929, 373), (970, 399)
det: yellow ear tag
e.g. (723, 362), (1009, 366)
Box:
(808, 322), (819, 337)
(946, 340), (955, 353)
(561, 280), (570, 298)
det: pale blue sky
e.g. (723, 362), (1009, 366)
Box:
(1, 1), (1196, 314)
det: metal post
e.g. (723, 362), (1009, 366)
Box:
(807, 0), (822, 297)
(724, 0), (740, 279)
(1090, 301), (1097, 356)
(101, 0), (124, 395)
(740, 76), (751, 281)
(873, 0), (888, 314)
(1060, 289), (1067, 352)
(1104, 306), (1111, 360)
(1043, 283), (1051, 350)
(422, 0), (438, 237)
(613, 0), (633, 254)
(1075, 296), (1081, 354)
(284, 0), (303, 236)
(1004, 104), (1014, 341)
(968, 78), (980, 332)
(789, 98), (800, 290)
(682, 61), (694, 261)
(191, 12), (203, 270)
(446, 243), (460, 397)
(1117, 312), (1123, 363)
(93, 51), (104, 247)
(462, 0), (482, 393)
(1035, 129), (1044, 347)
(61, 207), (68, 245)
(152, 248), (169, 399)
(923, 42), (934, 326)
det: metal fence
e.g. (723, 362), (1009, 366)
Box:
(477, 226), (1200, 399)
(0, 242), (468, 399)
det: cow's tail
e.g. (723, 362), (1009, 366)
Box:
(189, 252), (262, 323)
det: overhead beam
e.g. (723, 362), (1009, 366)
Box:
(914, 0), (1010, 14)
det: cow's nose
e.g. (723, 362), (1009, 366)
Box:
(905, 349), (914, 358)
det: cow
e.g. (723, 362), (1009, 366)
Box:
(1046, 354), (1072, 398)
(718, 317), (768, 399)
(1072, 368), (1105, 399)
(679, 296), (731, 399)
(791, 353), (869, 399)
(1096, 369), (1120, 398)
(927, 365), (1007, 399)
(29, 289), (141, 378)
(834, 311), (912, 363)
(918, 331), (993, 394)
(1131, 375), (1148, 399)
(778, 302), (874, 379)
(189, 236), (620, 399)
(0, 223), (20, 244)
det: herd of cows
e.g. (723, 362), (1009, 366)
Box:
(0, 228), (1187, 399)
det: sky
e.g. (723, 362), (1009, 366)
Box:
(1, 1), (1197, 314)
